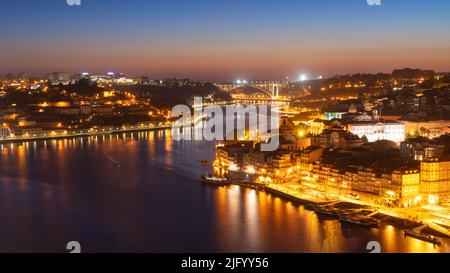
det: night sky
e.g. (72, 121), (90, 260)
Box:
(1, 0), (449, 80)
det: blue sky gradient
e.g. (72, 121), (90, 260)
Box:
(1, 0), (449, 80)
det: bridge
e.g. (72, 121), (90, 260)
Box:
(215, 81), (287, 99)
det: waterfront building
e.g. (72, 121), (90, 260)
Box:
(270, 153), (293, 180)
(0, 126), (10, 138)
(310, 161), (422, 207)
(214, 141), (255, 177)
(10, 127), (43, 136)
(300, 146), (323, 173)
(390, 169), (421, 207)
(214, 141), (294, 183)
(420, 159), (450, 203)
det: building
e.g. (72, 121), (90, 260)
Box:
(134, 76), (150, 85)
(57, 107), (81, 115)
(309, 119), (341, 135)
(402, 120), (450, 138)
(268, 153), (293, 180)
(324, 111), (347, 121)
(420, 159), (450, 204)
(90, 75), (113, 84)
(0, 127), (10, 138)
(309, 119), (326, 135)
(400, 138), (445, 162)
(10, 127), (43, 136)
(300, 146), (323, 173)
(47, 72), (70, 84)
(91, 105), (114, 114)
(214, 141), (294, 183)
(311, 128), (367, 150)
(214, 141), (255, 177)
(389, 169), (421, 207)
(344, 113), (405, 143)
(80, 105), (92, 115)
(310, 162), (422, 207)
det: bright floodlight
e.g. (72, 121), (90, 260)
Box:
(299, 74), (308, 82)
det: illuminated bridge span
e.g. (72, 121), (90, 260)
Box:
(215, 82), (286, 99)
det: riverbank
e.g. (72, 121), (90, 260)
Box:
(0, 125), (171, 144)
(225, 180), (450, 241)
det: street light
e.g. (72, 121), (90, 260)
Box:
(428, 194), (438, 205)
(414, 195), (423, 206)
(428, 194), (438, 211)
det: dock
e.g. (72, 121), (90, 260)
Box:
(404, 225), (442, 245)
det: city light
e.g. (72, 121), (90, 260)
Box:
(386, 190), (396, 197)
(236, 79), (248, 84)
(428, 194), (438, 205)
(228, 163), (239, 172)
(299, 74), (308, 82)
(414, 195), (423, 205)
(244, 166), (256, 174)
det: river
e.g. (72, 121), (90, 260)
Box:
(0, 130), (448, 253)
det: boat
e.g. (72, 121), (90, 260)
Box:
(338, 209), (364, 216)
(201, 175), (229, 186)
(314, 206), (341, 218)
(404, 228), (442, 245)
(339, 214), (380, 228)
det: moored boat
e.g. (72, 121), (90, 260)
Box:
(404, 229), (441, 245)
(314, 206), (341, 218)
(201, 174), (229, 185)
(339, 214), (380, 228)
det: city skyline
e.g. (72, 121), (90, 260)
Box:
(2, 0), (450, 255)
(1, 0), (450, 80)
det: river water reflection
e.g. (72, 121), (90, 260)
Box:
(0, 130), (448, 252)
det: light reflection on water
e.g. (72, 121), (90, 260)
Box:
(0, 130), (449, 253)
